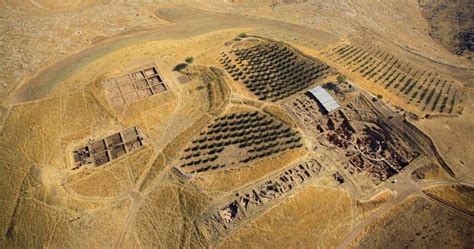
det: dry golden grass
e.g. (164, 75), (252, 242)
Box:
(2, 161), (132, 248)
(130, 180), (211, 248)
(219, 186), (353, 248)
(128, 146), (156, 184)
(356, 189), (395, 219)
(1, 98), (63, 235)
(7, 198), (132, 248)
(67, 160), (131, 198)
(351, 196), (473, 248)
(424, 184), (474, 213)
(3, 0), (108, 11)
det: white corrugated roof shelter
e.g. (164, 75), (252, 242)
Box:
(308, 86), (340, 113)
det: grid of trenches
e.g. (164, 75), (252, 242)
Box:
(102, 65), (167, 107)
(326, 43), (464, 114)
(72, 126), (144, 170)
(179, 111), (303, 174)
(220, 39), (333, 101)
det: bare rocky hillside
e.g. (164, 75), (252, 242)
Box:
(419, 0), (473, 60)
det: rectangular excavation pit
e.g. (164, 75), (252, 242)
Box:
(90, 140), (107, 155)
(125, 138), (143, 151)
(110, 144), (127, 159)
(143, 67), (158, 77)
(72, 126), (144, 169)
(151, 84), (167, 94)
(133, 79), (149, 89)
(149, 75), (163, 85)
(106, 133), (123, 147)
(124, 92), (140, 103)
(138, 88), (154, 98)
(72, 146), (93, 169)
(131, 71), (145, 80)
(94, 151), (110, 166)
(102, 65), (168, 107)
(122, 126), (139, 141)
(119, 82), (135, 94)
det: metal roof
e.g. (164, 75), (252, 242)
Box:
(308, 86), (340, 113)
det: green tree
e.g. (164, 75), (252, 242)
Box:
(337, 74), (346, 83)
(238, 32), (248, 38)
(173, 63), (188, 71)
(185, 57), (194, 64)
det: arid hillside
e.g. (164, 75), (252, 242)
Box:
(420, 0), (474, 59)
(0, 1), (473, 248)
(190, 0), (473, 69)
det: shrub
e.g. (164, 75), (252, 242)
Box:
(336, 74), (346, 83)
(238, 32), (248, 38)
(185, 57), (194, 64)
(173, 63), (188, 71)
(377, 94), (383, 99)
